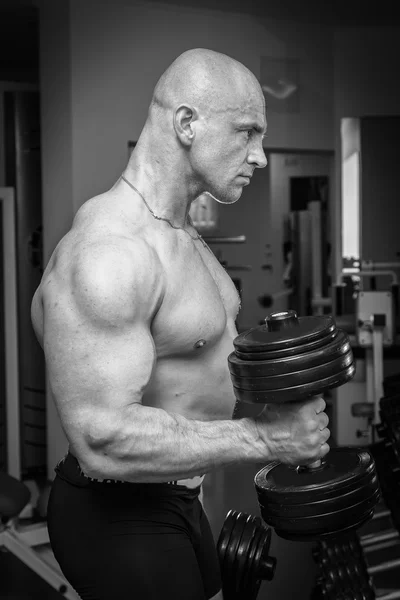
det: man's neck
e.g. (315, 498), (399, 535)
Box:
(124, 136), (198, 228)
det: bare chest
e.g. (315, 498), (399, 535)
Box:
(152, 238), (240, 358)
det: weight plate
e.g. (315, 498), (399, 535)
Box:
(217, 509), (238, 585)
(218, 510), (246, 598)
(241, 522), (263, 597)
(234, 330), (338, 362)
(222, 512), (251, 596)
(269, 493), (379, 541)
(258, 466), (377, 511)
(245, 525), (269, 599)
(254, 448), (376, 505)
(258, 474), (379, 518)
(234, 515), (259, 596)
(260, 489), (380, 533)
(234, 362), (355, 404)
(234, 313), (335, 354)
(228, 330), (350, 378)
(281, 509), (376, 542)
(230, 351), (353, 392)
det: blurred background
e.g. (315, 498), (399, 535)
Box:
(1, 0), (400, 598)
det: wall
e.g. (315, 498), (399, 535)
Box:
(332, 26), (400, 280)
(68, 0), (334, 211)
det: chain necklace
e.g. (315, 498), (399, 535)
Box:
(121, 175), (210, 251)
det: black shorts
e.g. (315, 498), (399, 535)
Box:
(47, 452), (222, 600)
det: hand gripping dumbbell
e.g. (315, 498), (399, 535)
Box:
(217, 310), (380, 599)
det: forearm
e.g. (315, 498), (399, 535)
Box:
(84, 404), (266, 483)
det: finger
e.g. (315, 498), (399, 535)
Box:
(315, 397), (326, 414)
(320, 428), (331, 443)
(320, 442), (330, 457)
(319, 413), (330, 430)
(304, 395), (326, 413)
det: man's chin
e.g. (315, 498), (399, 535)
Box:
(206, 189), (242, 205)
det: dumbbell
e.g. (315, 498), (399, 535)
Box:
(217, 310), (381, 599)
(228, 310), (380, 542)
(217, 510), (276, 600)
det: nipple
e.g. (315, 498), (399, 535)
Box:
(194, 339), (207, 349)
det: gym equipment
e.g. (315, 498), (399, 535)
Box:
(217, 510), (276, 600)
(332, 263), (399, 447)
(229, 310), (380, 541)
(0, 471), (79, 599)
(312, 532), (400, 600)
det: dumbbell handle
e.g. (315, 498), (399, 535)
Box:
(259, 555), (277, 581)
(308, 460), (322, 469)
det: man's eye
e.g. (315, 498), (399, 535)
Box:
(245, 130), (253, 139)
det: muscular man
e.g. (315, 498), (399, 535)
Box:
(31, 48), (330, 600)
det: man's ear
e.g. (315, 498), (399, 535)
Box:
(174, 104), (198, 147)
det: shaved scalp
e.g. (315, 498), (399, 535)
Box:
(150, 48), (263, 119)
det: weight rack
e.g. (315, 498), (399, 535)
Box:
(311, 382), (400, 600)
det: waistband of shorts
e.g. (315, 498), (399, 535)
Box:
(165, 475), (205, 489)
(55, 451), (204, 490)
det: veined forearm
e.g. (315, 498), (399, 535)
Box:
(85, 404), (265, 483)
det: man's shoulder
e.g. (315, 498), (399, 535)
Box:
(44, 201), (164, 296)
(73, 227), (164, 290)
(69, 190), (164, 271)
(42, 229), (164, 328)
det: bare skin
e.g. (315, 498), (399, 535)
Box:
(31, 48), (329, 600)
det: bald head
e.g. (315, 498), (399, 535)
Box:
(129, 48), (267, 208)
(150, 48), (263, 119)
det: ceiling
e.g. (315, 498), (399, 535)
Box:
(0, 0), (398, 83)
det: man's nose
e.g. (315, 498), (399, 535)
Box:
(248, 145), (268, 169)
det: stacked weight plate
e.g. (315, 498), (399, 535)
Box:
(311, 534), (375, 599)
(254, 448), (380, 541)
(217, 510), (276, 600)
(228, 312), (355, 404)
